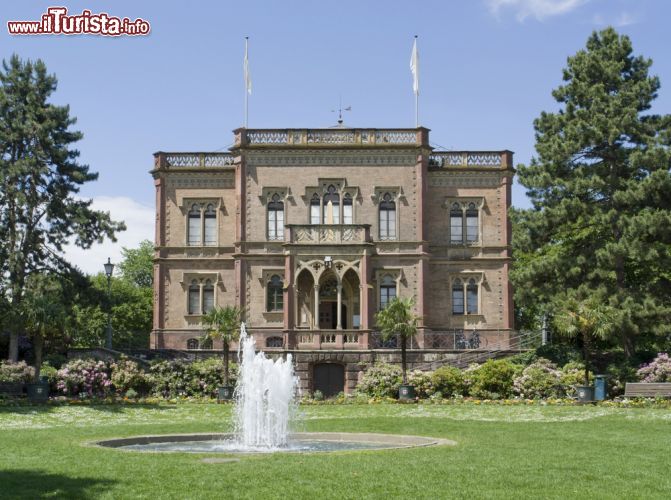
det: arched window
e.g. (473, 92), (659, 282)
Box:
(310, 193), (320, 225)
(452, 278), (464, 315)
(450, 203), (463, 244)
(267, 275), (284, 312)
(188, 204), (201, 246)
(466, 278), (479, 314)
(267, 194), (284, 240)
(188, 279), (200, 314)
(343, 193), (353, 224)
(380, 274), (397, 310)
(379, 193), (396, 240)
(466, 203), (479, 243)
(266, 336), (284, 348)
(323, 185), (340, 224)
(202, 279), (215, 313)
(203, 204), (217, 246)
(186, 338), (199, 350)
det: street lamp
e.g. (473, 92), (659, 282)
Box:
(103, 257), (115, 349)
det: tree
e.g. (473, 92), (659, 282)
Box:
(514, 28), (671, 359)
(0, 55), (125, 361)
(553, 296), (617, 385)
(201, 306), (244, 386)
(22, 275), (67, 381)
(375, 297), (419, 385)
(118, 239), (153, 288)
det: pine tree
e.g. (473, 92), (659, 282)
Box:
(515, 28), (671, 358)
(0, 55), (125, 361)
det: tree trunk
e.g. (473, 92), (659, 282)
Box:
(401, 335), (407, 384)
(223, 341), (230, 386)
(582, 332), (590, 386)
(33, 334), (44, 382)
(8, 333), (19, 362)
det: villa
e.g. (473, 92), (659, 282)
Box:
(150, 126), (515, 395)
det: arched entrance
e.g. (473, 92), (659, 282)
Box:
(313, 363), (345, 397)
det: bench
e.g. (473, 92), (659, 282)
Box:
(624, 383), (671, 398)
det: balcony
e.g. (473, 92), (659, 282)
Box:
(428, 151), (513, 169)
(286, 224), (371, 245)
(234, 128), (428, 148)
(296, 331), (367, 349)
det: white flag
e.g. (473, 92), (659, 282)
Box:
(244, 38), (252, 95)
(410, 37), (419, 96)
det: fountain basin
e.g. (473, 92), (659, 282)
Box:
(96, 432), (456, 454)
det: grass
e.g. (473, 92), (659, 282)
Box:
(0, 402), (670, 499)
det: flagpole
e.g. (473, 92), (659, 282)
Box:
(244, 36), (249, 128)
(410, 35), (419, 128)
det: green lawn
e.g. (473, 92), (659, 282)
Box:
(0, 402), (669, 499)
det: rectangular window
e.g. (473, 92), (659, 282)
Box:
(276, 209), (284, 236)
(188, 288), (200, 315)
(268, 210), (277, 239)
(310, 204), (320, 225)
(387, 209), (396, 239)
(466, 213), (478, 242)
(450, 215), (463, 243)
(204, 216), (217, 246)
(343, 204), (352, 224)
(467, 286), (478, 314)
(188, 215), (201, 246)
(203, 288), (214, 313)
(380, 286), (396, 309)
(452, 287), (464, 315)
(380, 210), (389, 239)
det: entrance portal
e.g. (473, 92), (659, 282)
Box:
(313, 363), (345, 398)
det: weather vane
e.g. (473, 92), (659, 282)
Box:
(331, 96), (351, 126)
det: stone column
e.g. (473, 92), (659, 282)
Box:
(336, 284), (343, 330)
(313, 284), (320, 330)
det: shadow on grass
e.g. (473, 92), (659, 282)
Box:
(0, 401), (174, 415)
(0, 469), (116, 499)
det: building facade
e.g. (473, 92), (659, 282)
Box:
(151, 127), (514, 395)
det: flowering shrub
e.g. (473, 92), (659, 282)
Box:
(467, 359), (521, 399)
(407, 370), (435, 398)
(0, 361), (35, 384)
(356, 363), (402, 398)
(56, 359), (113, 397)
(110, 358), (153, 396)
(431, 366), (465, 397)
(513, 358), (563, 399)
(149, 358), (234, 398)
(559, 361), (592, 396)
(637, 353), (671, 383)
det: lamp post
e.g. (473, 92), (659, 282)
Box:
(103, 257), (115, 349)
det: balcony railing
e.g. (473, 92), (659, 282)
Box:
(286, 224), (371, 244)
(428, 151), (511, 169)
(154, 152), (236, 169)
(296, 331), (366, 349)
(236, 128), (427, 147)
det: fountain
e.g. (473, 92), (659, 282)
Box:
(97, 323), (455, 454)
(234, 323), (297, 449)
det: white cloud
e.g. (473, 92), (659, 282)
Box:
(487, 0), (589, 21)
(592, 10), (639, 27)
(64, 196), (154, 276)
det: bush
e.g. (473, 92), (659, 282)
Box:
(39, 364), (59, 392)
(513, 358), (563, 399)
(559, 361), (592, 397)
(467, 359), (521, 399)
(637, 353), (671, 383)
(0, 361), (35, 384)
(356, 363), (402, 398)
(149, 358), (235, 398)
(431, 366), (465, 397)
(56, 359), (113, 397)
(111, 358), (153, 396)
(407, 370), (435, 398)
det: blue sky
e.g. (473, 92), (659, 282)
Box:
(2, 0), (670, 273)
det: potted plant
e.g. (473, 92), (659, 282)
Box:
(201, 305), (244, 401)
(553, 296), (616, 402)
(374, 297), (420, 401)
(22, 275), (67, 402)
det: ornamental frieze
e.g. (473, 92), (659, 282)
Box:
(245, 150), (417, 167)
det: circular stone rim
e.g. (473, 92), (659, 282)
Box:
(95, 432), (456, 454)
